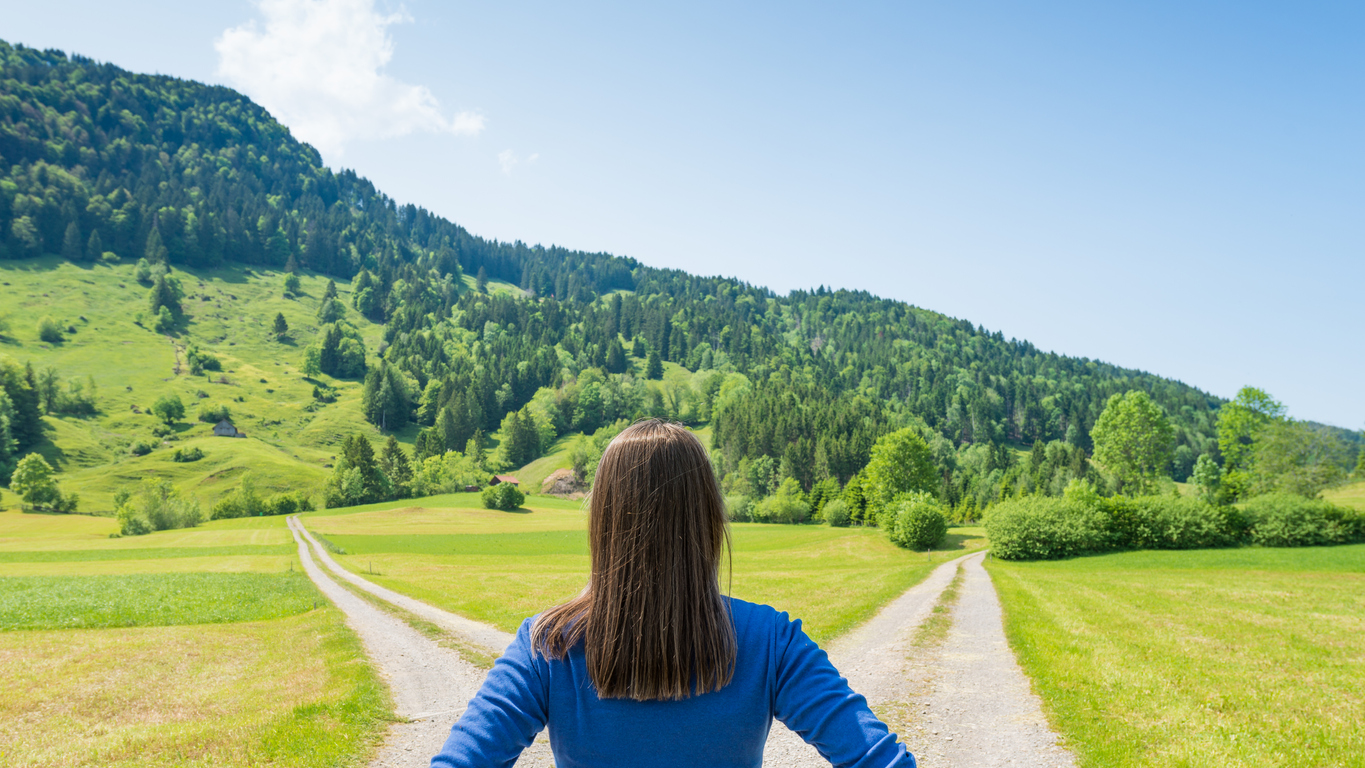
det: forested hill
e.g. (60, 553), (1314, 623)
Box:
(1, 40), (1228, 508)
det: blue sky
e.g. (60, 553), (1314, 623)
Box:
(2, 1), (1361, 428)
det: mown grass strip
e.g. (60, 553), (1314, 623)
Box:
(0, 544), (296, 563)
(0, 572), (321, 630)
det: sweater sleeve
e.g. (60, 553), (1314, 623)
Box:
(772, 613), (916, 768)
(430, 619), (549, 768)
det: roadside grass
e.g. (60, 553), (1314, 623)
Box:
(310, 496), (988, 643)
(0, 571), (320, 630)
(987, 545), (1365, 767)
(0, 257), (387, 512)
(1323, 479), (1365, 511)
(0, 607), (389, 768)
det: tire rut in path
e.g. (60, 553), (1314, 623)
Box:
(904, 552), (1077, 767)
(287, 518), (554, 767)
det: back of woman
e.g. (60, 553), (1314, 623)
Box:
(431, 420), (916, 768)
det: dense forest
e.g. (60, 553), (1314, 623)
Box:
(2, 40), (1354, 517)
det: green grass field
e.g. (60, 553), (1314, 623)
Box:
(0, 508), (389, 766)
(306, 496), (988, 643)
(988, 545), (1365, 767)
(1323, 479), (1365, 511)
(0, 572), (318, 630)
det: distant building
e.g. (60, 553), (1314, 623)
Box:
(213, 419), (238, 437)
(490, 475), (520, 486)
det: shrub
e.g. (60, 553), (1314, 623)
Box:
(197, 403), (232, 423)
(888, 492), (948, 550)
(211, 474), (267, 519)
(37, 316), (63, 343)
(985, 496), (1110, 560)
(129, 439), (156, 456)
(822, 498), (852, 527)
(116, 479), (202, 536)
(1242, 493), (1364, 547)
(170, 446), (204, 463)
(724, 494), (752, 522)
(751, 478), (810, 524)
(482, 482), (525, 511)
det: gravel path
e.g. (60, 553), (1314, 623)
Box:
(902, 552), (1077, 767)
(287, 518), (554, 767)
(294, 515), (1072, 767)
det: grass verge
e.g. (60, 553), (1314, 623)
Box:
(987, 545), (1365, 767)
(0, 607), (390, 767)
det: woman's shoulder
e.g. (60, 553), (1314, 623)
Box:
(724, 597), (801, 637)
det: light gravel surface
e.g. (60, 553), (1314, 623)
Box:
(294, 515), (1073, 768)
(287, 518), (554, 767)
(902, 552), (1077, 767)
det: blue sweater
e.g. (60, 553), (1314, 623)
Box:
(430, 598), (916, 768)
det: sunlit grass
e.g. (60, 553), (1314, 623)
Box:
(0, 608), (388, 767)
(310, 499), (987, 643)
(988, 546), (1365, 767)
(0, 572), (319, 630)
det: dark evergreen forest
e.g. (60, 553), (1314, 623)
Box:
(1, 41), (1233, 508)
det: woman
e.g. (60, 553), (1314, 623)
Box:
(431, 419), (915, 767)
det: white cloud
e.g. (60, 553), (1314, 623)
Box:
(215, 0), (483, 159)
(498, 149), (539, 175)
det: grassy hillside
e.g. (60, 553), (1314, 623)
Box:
(0, 257), (390, 512)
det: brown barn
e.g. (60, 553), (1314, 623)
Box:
(490, 475), (520, 486)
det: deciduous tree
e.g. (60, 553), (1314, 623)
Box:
(1091, 391), (1174, 496)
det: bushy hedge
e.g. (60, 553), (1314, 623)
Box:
(482, 482), (525, 511)
(1242, 494), (1363, 547)
(986, 491), (1364, 560)
(984, 497), (1110, 560)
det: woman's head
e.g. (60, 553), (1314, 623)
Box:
(532, 419), (735, 701)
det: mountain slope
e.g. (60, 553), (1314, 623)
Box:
(0, 39), (1264, 512)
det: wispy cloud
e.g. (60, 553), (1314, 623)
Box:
(498, 150), (539, 175)
(215, 0), (483, 159)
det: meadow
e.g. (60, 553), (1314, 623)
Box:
(304, 493), (988, 643)
(0, 508), (389, 767)
(988, 545), (1365, 767)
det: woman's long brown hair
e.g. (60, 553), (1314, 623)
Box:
(530, 419), (735, 701)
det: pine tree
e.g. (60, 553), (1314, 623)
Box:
(476, 266), (488, 293)
(646, 349), (663, 380)
(86, 229), (103, 261)
(144, 225), (167, 263)
(380, 436), (413, 499)
(285, 252), (299, 274)
(605, 339), (627, 374)
(323, 279), (338, 301)
(272, 313), (288, 339)
(632, 337), (646, 358)
(438, 406), (460, 452)
(61, 222), (82, 261)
